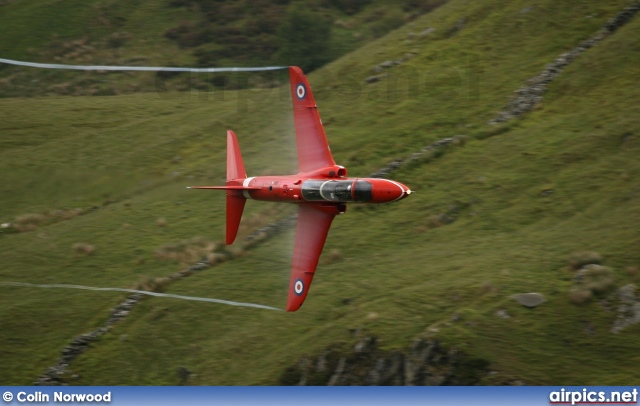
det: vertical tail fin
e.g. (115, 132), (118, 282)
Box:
(188, 130), (251, 245)
(227, 130), (247, 182)
(226, 130), (247, 245)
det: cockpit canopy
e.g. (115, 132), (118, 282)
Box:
(301, 179), (372, 202)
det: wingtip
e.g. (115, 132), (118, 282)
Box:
(285, 306), (301, 312)
(285, 302), (302, 312)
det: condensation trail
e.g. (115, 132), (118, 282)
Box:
(0, 58), (287, 72)
(0, 281), (281, 311)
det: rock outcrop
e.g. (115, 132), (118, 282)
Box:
(611, 284), (640, 334)
(279, 335), (490, 386)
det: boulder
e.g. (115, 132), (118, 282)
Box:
(511, 292), (547, 308)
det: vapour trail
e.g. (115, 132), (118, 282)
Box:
(0, 58), (287, 311)
(0, 58), (287, 72)
(0, 281), (282, 311)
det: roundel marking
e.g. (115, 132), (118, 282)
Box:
(294, 278), (305, 296)
(296, 83), (306, 100)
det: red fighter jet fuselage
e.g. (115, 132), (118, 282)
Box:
(239, 171), (409, 205)
(190, 66), (411, 311)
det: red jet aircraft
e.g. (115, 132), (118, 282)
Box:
(190, 66), (411, 311)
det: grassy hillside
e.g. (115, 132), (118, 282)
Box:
(1, 0), (640, 385)
(0, 0), (444, 97)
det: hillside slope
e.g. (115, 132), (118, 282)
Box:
(1, 0), (639, 385)
(0, 0), (444, 97)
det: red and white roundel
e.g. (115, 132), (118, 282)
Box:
(294, 278), (305, 296)
(296, 83), (306, 100)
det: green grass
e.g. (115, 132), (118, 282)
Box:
(1, 0), (640, 385)
(0, 0), (436, 97)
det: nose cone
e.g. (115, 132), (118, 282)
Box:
(370, 179), (412, 203)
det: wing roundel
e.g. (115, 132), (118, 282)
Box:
(289, 66), (336, 174)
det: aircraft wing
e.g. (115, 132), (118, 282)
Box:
(289, 66), (336, 173)
(286, 204), (336, 311)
